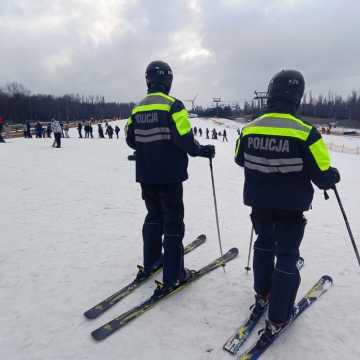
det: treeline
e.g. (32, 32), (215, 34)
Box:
(0, 82), (135, 124)
(196, 105), (236, 118)
(298, 91), (360, 120)
(195, 91), (360, 122)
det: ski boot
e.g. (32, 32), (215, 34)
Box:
(257, 319), (289, 349)
(249, 294), (269, 321)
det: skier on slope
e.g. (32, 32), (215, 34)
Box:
(77, 122), (83, 138)
(115, 125), (120, 139)
(222, 128), (228, 142)
(51, 118), (62, 148)
(106, 124), (114, 139)
(235, 70), (340, 344)
(98, 123), (105, 138)
(125, 60), (215, 297)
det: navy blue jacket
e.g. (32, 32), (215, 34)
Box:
(235, 112), (337, 211)
(126, 92), (201, 184)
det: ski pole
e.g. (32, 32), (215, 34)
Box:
(209, 158), (225, 272)
(244, 225), (254, 273)
(327, 186), (360, 267)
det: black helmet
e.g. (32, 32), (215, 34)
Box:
(145, 60), (173, 94)
(267, 70), (305, 107)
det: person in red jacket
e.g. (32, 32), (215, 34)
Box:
(0, 116), (5, 143)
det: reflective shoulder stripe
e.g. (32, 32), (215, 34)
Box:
(172, 109), (192, 135)
(259, 113), (312, 131)
(139, 94), (175, 106)
(235, 137), (241, 156)
(242, 126), (309, 141)
(243, 113), (312, 141)
(309, 138), (331, 171)
(132, 104), (171, 114)
(147, 92), (175, 103)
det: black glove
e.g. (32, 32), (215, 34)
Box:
(198, 145), (215, 159)
(330, 167), (341, 185)
(318, 167), (340, 190)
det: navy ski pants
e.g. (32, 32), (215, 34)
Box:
(251, 208), (306, 323)
(141, 183), (185, 287)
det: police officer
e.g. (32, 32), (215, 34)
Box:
(126, 60), (215, 297)
(235, 70), (340, 343)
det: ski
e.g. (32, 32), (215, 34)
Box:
(84, 234), (206, 319)
(223, 256), (305, 355)
(91, 247), (239, 341)
(237, 275), (333, 360)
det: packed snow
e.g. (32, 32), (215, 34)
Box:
(1, 117), (359, 360)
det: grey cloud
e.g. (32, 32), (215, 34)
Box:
(0, 0), (359, 106)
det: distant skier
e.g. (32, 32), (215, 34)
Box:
(0, 115), (5, 143)
(212, 128), (218, 139)
(46, 123), (52, 138)
(25, 121), (31, 138)
(84, 123), (90, 138)
(235, 69), (340, 345)
(115, 125), (120, 139)
(206, 128), (209, 139)
(60, 123), (65, 138)
(106, 124), (114, 139)
(77, 122), (83, 138)
(198, 128), (203, 137)
(64, 123), (70, 138)
(222, 129), (228, 142)
(35, 122), (43, 138)
(89, 122), (94, 138)
(51, 118), (62, 148)
(125, 60), (215, 297)
(98, 123), (104, 138)
(193, 126), (198, 136)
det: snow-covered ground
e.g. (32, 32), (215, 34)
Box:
(1, 117), (359, 360)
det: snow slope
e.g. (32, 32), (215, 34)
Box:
(1, 118), (359, 360)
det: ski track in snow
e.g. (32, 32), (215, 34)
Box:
(0, 118), (359, 360)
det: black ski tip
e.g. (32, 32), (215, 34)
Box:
(91, 327), (110, 341)
(321, 275), (334, 285)
(84, 309), (101, 320)
(228, 247), (239, 256)
(198, 234), (206, 240)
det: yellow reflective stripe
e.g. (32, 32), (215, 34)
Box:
(259, 113), (312, 131)
(147, 92), (175, 102)
(132, 104), (171, 114)
(172, 109), (191, 135)
(235, 137), (241, 156)
(309, 138), (331, 171)
(242, 126), (309, 141)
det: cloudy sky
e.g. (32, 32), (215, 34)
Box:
(0, 0), (359, 106)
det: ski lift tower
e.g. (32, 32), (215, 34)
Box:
(212, 97), (221, 117)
